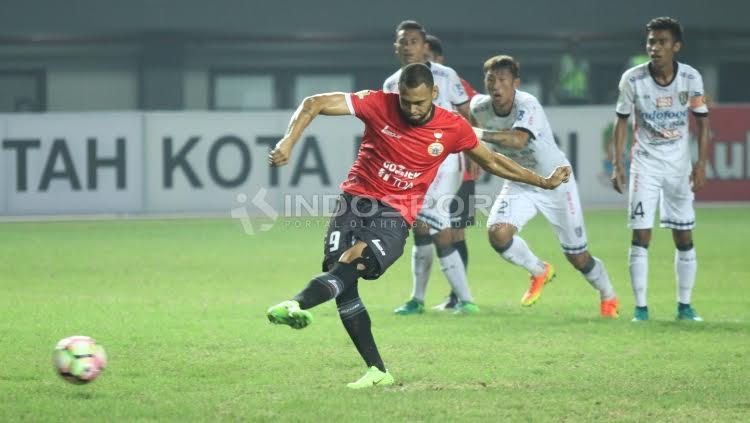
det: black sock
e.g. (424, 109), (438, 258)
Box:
(453, 240), (468, 269)
(337, 283), (385, 372)
(292, 262), (359, 310)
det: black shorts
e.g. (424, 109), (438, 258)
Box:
(450, 180), (476, 228)
(322, 192), (410, 280)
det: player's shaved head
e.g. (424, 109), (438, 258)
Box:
(483, 55), (520, 79)
(399, 63), (434, 89)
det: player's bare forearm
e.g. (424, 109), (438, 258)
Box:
(610, 116), (629, 193)
(694, 115), (710, 167)
(473, 128), (528, 149)
(612, 117), (629, 166)
(466, 144), (568, 189)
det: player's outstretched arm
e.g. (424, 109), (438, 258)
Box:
(610, 116), (629, 193)
(465, 143), (571, 189)
(268, 93), (351, 167)
(473, 127), (530, 149)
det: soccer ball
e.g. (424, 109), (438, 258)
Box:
(53, 336), (107, 384)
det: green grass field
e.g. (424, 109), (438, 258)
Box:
(1, 208), (749, 421)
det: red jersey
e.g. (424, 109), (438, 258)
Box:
(342, 90), (478, 225)
(460, 78), (479, 100)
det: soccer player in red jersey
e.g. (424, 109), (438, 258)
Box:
(266, 63), (571, 389)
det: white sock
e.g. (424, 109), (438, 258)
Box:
(629, 245), (649, 307)
(410, 244), (433, 301)
(583, 257), (616, 300)
(438, 250), (474, 302)
(675, 248), (697, 304)
(499, 236), (546, 276)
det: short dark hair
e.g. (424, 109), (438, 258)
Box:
(483, 55), (520, 78)
(425, 34), (443, 56)
(399, 63), (434, 89)
(396, 20), (427, 41)
(646, 16), (683, 43)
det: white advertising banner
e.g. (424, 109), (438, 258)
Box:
(7, 105), (745, 217)
(0, 113), (144, 214)
(144, 112), (365, 216)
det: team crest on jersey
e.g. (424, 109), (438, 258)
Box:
(428, 142), (444, 157)
(679, 91), (689, 106)
(433, 129), (443, 140)
(355, 90), (373, 99)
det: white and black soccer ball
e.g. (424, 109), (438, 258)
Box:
(53, 336), (107, 384)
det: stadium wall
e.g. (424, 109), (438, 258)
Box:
(1, 106), (748, 217)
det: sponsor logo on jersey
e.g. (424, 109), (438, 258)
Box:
(516, 110), (526, 121)
(656, 96), (673, 108)
(679, 91), (689, 106)
(381, 125), (401, 139)
(640, 110), (689, 121)
(428, 142), (444, 157)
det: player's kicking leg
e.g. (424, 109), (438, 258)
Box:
(267, 241), (394, 388)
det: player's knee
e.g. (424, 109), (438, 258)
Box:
(631, 230), (651, 248)
(414, 232), (432, 246)
(491, 236), (514, 254)
(672, 230), (693, 250)
(567, 252), (593, 273)
(488, 224), (514, 250)
(434, 241), (457, 257)
(432, 229), (452, 248)
(413, 221), (431, 237)
(340, 246), (381, 279)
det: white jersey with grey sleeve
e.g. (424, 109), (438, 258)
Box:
(615, 61), (709, 176)
(470, 90), (569, 181)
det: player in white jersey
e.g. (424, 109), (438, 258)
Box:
(472, 55), (619, 317)
(611, 17), (710, 322)
(384, 21), (478, 316)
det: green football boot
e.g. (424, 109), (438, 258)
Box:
(394, 298), (424, 315)
(266, 300), (313, 329)
(453, 301), (480, 315)
(346, 366), (395, 389)
(632, 306), (649, 322)
(676, 304), (703, 321)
